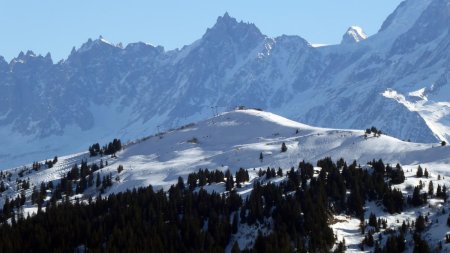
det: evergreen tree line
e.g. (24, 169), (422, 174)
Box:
(186, 168), (250, 191)
(89, 139), (122, 157)
(378, 232), (431, 253)
(13, 156), (59, 178)
(0, 157), (447, 252)
(1, 159), (112, 223)
(0, 184), (239, 253)
(364, 211), (435, 252)
(365, 126), (382, 137)
(283, 158), (407, 216)
(0, 164), (336, 253)
(257, 167), (283, 179)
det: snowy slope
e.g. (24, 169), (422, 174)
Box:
(383, 88), (450, 143)
(2, 109), (450, 252)
(102, 109), (450, 190)
(3, 109), (448, 194)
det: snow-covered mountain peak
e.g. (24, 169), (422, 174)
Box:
(275, 35), (309, 46)
(25, 50), (36, 57)
(203, 12), (264, 43)
(76, 36), (120, 54)
(123, 42), (165, 57)
(14, 51), (35, 61)
(209, 12), (240, 33)
(9, 50), (53, 66)
(341, 26), (367, 44)
(97, 35), (116, 46)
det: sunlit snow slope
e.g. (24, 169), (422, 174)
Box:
(2, 109), (450, 252)
(10, 109), (448, 195)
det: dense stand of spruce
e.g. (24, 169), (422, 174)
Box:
(0, 155), (448, 252)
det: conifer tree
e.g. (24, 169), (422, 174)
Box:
(416, 166), (423, 178)
(428, 181), (434, 196)
(0, 181), (6, 192)
(436, 184), (442, 197)
(95, 173), (101, 188)
(413, 234), (430, 253)
(232, 212), (239, 234)
(415, 215), (426, 232)
(225, 173), (234, 191)
(277, 168), (283, 177)
(411, 186), (425, 207)
(177, 176), (185, 190)
(368, 213), (378, 228)
(334, 239), (346, 252)
(281, 142), (287, 152)
(365, 231), (374, 247)
(390, 164), (405, 184)
(442, 185), (448, 202)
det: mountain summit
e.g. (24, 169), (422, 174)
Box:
(341, 26), (367, 44)
(202, 12), (264, 44)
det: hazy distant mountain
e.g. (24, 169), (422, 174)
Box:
(1, 0), (449, 169)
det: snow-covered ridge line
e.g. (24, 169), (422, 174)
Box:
(2, 109), (448, 192)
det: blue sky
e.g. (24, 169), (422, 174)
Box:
(0, 0), (403, 61)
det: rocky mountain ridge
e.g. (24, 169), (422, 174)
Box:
(1, 0), (449, 169)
